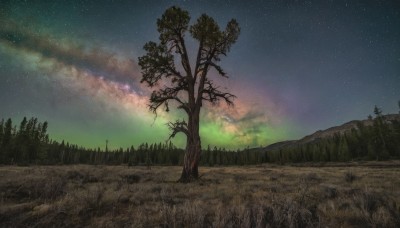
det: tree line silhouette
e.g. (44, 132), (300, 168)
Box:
(0, 117), (265, 166)
(268, 106), (400, 163)
(0, 105), (399, 166)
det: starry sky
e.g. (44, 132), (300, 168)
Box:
(1, 0), (399, 150)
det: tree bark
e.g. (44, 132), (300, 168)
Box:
(179, 139), (201, 182)
(179, 110), (201, 183)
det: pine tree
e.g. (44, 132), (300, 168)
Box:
(139, 6), (240, 182)
(373, 105), (388, 160)
(398, 100), (400, 114)
(0, 119), (4, 162)
(2, 119), (13, 163)
(338, 138), (350, 161)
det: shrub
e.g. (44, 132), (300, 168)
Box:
(344, 171), (357, 183)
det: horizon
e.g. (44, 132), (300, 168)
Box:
(1, 0), (399, 150)
(2, 112), (400, 151)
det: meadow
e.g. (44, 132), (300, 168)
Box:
(1, 161), (400, 227)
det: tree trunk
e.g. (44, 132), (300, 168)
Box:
(179, 139), (201, 182)
(179, 110), (201, 183)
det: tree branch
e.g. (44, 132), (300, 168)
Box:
(195, 49), (215, 107)
(202, 79), (236, 106)
(149, 84), (190, 114)
(193, 40), (204, 83)
(139, 42), (182, 87)
(167, 120), (189, 140)
(205, 60), (227, 77)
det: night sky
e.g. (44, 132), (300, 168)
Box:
(1, 0), (399, 150)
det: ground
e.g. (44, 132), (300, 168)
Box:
(1, 161), (400, 227)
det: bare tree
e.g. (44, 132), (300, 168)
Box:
(138, 6), (240, 182)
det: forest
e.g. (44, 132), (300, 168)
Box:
(268, 107), (400, 163)
(0, 107), (399, 166)
(0, 117), (265, 166)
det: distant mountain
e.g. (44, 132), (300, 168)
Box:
(263, 140), (297, 151)
(264, 114), (400, 151)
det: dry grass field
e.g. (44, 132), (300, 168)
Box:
(1, 161), (400, 227)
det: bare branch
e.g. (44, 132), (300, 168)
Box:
(167, 120), (189, 140)
(202, 79), (236, 106)
(205, 60), (227, 77)
(195, 48), (216, 107)
(193, 40), (204, 83)
(149, 82), (190, 114)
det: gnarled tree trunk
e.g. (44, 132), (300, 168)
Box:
(179, 138), (201, 182)
(179, 110), (201, 182)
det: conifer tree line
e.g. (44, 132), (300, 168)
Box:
(0, 117), (183, 165)
(0, 105), (399, 166)
(0, 117), (265, 166)
(267, 106), (400, 163)
(0, 117), (49, 164)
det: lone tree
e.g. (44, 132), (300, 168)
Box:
(138, 6), (240, 182)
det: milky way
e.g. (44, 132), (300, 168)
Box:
(1, 0), (399, 149)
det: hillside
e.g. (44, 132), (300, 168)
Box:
(265, 113), (400, 152)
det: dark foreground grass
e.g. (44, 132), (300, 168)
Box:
(1, 161), (400, 227)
